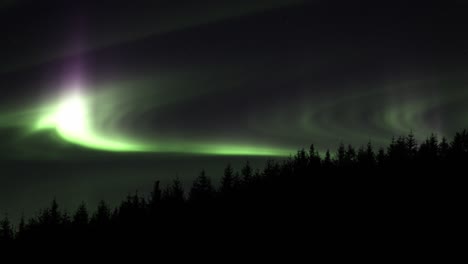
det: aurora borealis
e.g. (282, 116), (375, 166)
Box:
(1, 0), (468, 220)
(3, 74), (468, 158)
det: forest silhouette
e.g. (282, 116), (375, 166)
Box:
(1, 130), (466, 245)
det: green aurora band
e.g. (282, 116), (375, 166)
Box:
(1, 75), (468, 159)
(0, 81), (294, 157)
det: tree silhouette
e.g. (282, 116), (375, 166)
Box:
(439, 137), (450, 161)
(189, 170), (214, 202)
(418, 134), (439, 164)
(220, 164), (235, 194)
(73, 202), (89, 227)
(241, 161), (253, 185)
(294, 148), (308, 176)
(323, 149), (332, 168)
(264, 159), (280, 179)
(163, 178), (185, 204)
(3, 129), (468, 244)
(308, 144), (321, 169)
(344, 144), (357, 167)
(0, 215), (13, 242)
(377, 147), (386, 166)
(336, 143), (346, 167)
(357, 141), (376, 168)
(450, 129), (468, 162)
(91, 200), (111, 227)
(17, 214), (26, 240)
(150, 181), (162, 206)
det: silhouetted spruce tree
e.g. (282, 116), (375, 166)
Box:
(73, 202), (89, 227)
(294, 148), (308, 176)
(344, 144), (357, 167)
(439, 137), (450, 161)
(264, 159), (280, 179)
(388, 136), (409, 165)
(418, 134), (439, 164)
(17, 214), (26, 240)
(38, 208), (50, 227)
(406, 131), (418, 160)
(281, 157), (294, 179)
(135, 192), (147, 219)
(241, 161), (253, 185)
(190, 170), (215, 202)
(366, 142), (376, 167)
(62, 211), (71, 227)
(118, 192), (146, 225)
(450, 130), (468, 161)
(110, 208), (119, 223)
(150, 181), (162, 208)
(221, 164), (238, 195)
(429, 133), (438, 148)
(336, 143), (346, 167)
(323, 149), (332, 168)
(254, 169), (262, 178)
(0, 215), (13, 242)
(163, 178), (185, 204)
(233, 172), (241, 190)
(377, 147), (386, 167)
(387, 136), (396, 158)
(38, 199), (62, 228)
(308, 144), (321, 169)
(357, 146), (367, 167)
(27, 217), (38, 235)
(50, 198), (61, 226)
(91, 200), (111, 227)
(357, 142), (376, 168)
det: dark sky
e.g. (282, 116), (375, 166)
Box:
(1, 0), (468, 220)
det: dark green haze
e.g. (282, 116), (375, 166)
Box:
(1, 0), (468, 221)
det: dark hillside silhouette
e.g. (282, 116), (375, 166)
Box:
(1, 130), (466, 246)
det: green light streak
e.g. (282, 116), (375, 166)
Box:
(34, 92), (148, 152)
(29, 90), (291, 156)
(2, 76), (468, 159)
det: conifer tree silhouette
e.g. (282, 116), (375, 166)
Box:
(357, 142), (376, 168)
(220, 164), (235, 194)
(451, 130), (468, 161)
(150, 181), (162, 209)
(323, 149), (332, 168)
(365, 141), (376, 167)
(17, 214), (26, 240)
(377, 147), (386, 167)
(3, 129), (468, 244)
(73, 202), (89, 227)
(308, 144), (321, 169)
(163, 178), (185, 204)
(344, 144), (357, 167)
(91, 200), (111, 227)
(337, 143), (346, 167)
(190, 170), (214, 202)
(49, 198), (61, 226)
(418, 134), (439, 164)
(406, 131), (418, 160)
(439, 137), (450, 161)
(241, 161), (253, 185)
(0, 215), (13, 242)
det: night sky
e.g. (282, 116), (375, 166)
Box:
(1, 0), (468, 220)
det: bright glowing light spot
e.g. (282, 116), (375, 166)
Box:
(56, 94), (87, 137)
(34, 92), (147, 152)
